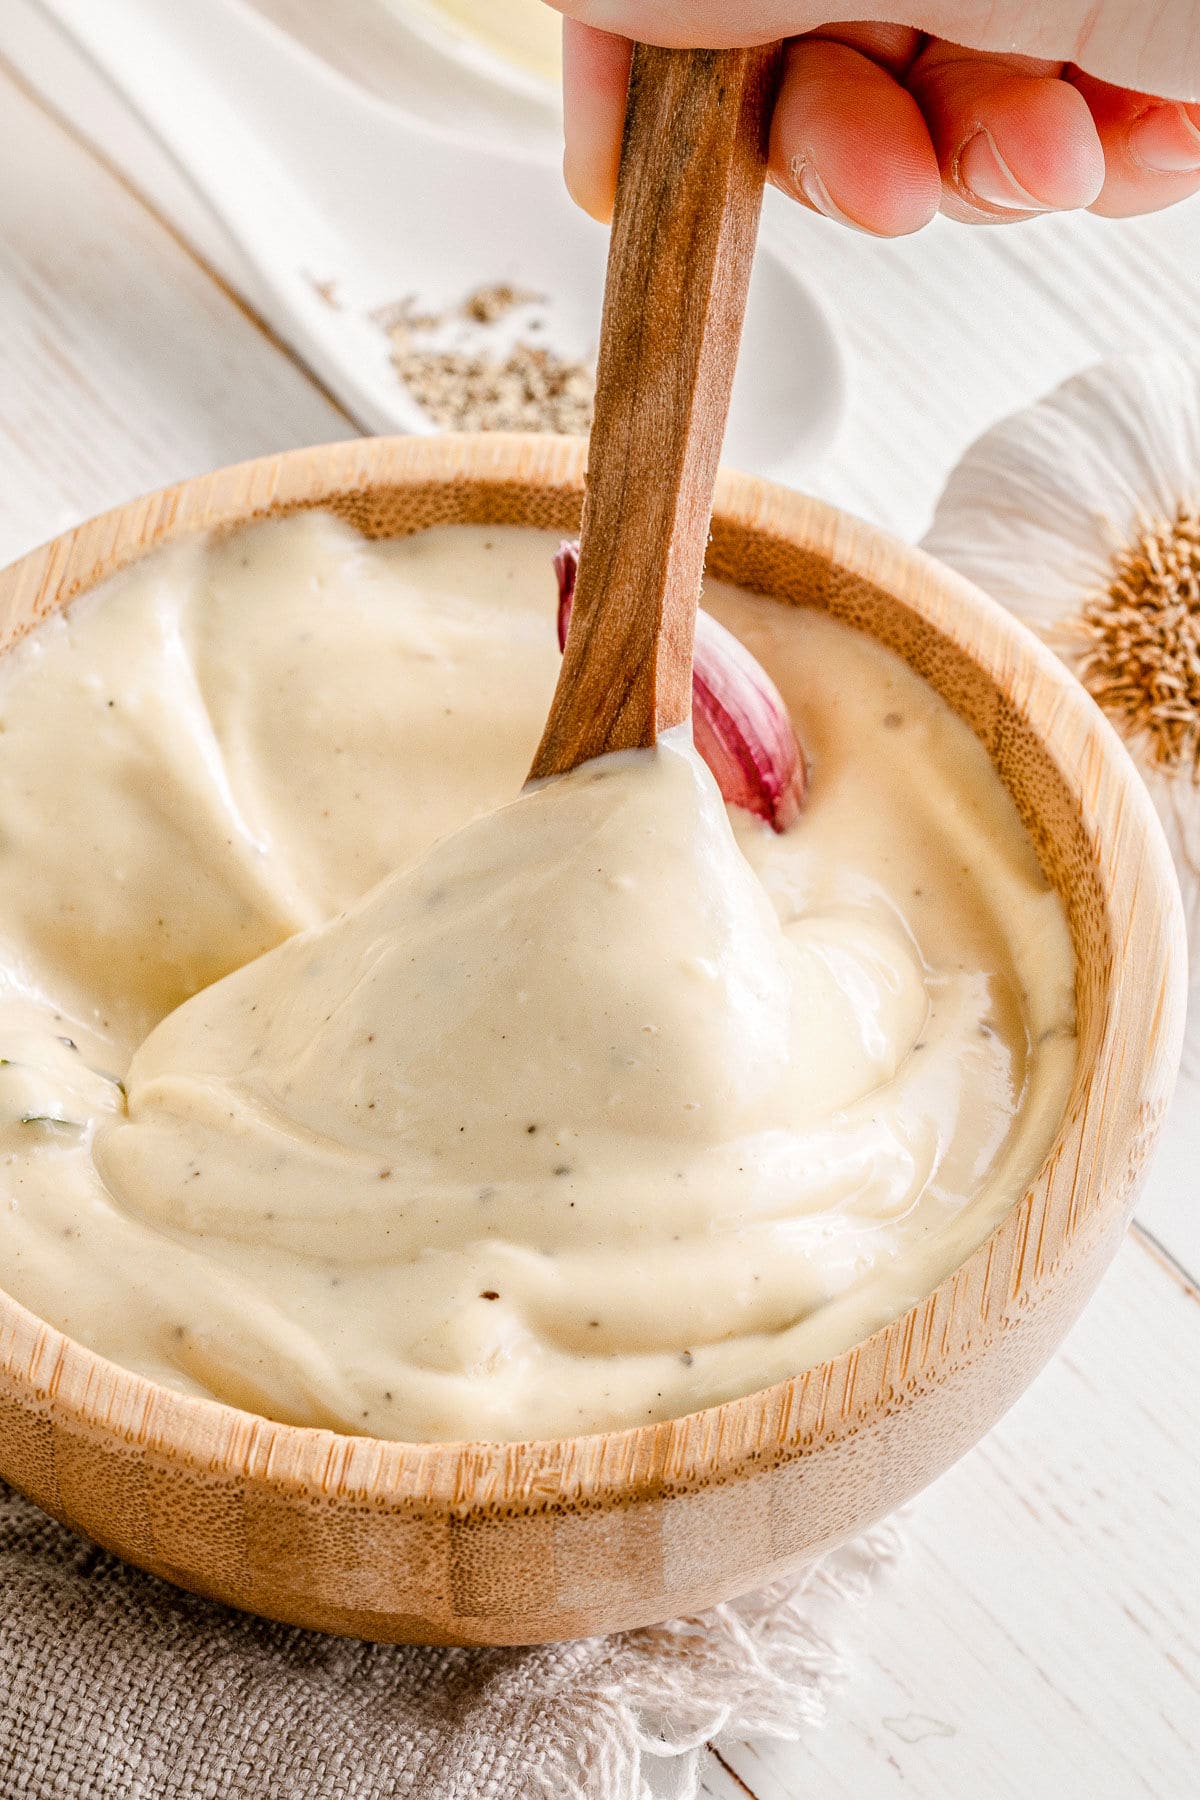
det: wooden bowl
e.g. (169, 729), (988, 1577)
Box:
(0, 436), (1185, 1646)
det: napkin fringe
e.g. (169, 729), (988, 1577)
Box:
(531, 1520), (905, 1800)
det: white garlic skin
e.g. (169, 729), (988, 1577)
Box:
(922, 352), (1200, 1081)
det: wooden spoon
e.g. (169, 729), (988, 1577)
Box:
(530, 41), (783, 780)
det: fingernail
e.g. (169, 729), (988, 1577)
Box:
(1129, 103), (1200, 173)
(789, 155), (863, 231)
(957, 128), (1053, 212)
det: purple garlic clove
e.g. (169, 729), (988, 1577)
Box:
(553, 540), (806, 831)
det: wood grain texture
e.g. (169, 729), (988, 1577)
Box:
(717, 1231), (1200, 1799)
(11, 16), (1200, 1295)
(0, 50), (1196, 1781)
(0, 59), (352, 573)
(761, 189), (1200, 543)
(0, 433), (1185, 1646)
(530, 43), (780, 778)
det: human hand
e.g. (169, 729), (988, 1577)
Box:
(546, 2), (1200, 234)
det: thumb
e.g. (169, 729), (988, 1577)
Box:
(546, 2), (1200, 100)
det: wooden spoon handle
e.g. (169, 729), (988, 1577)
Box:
(529, 41), (782, 781)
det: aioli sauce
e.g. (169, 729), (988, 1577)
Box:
(0, 515), (1076, 1441)
(415, 0), (562, 82)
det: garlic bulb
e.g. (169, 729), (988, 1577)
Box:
(922, 352), (1200, 1080)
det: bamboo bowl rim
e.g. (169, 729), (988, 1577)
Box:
(0, 433), (1185, 1523)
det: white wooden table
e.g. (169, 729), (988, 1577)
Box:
(1, 11), (1199, 1797)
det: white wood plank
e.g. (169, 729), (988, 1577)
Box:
(699, 1751), (759, 1799)
(0, 58), (352, 566)
(763, 188), (1200, 544)
(713, 1230), (1200, 1799)
(1131, 1077), (1200, 1290)
(1, 37), (1198, 1800)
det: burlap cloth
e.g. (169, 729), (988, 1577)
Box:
(0, 1481), (900, 1798)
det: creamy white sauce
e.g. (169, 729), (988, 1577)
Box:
(0, 515), (1076, 1441)
(413, 0), (562, 81)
